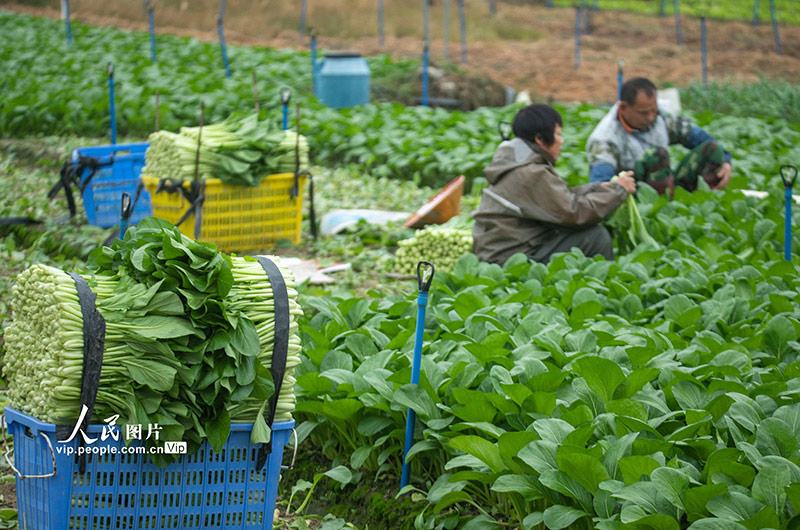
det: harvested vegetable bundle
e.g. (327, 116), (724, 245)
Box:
(608, 174), (660, 254)
(143, 112), (309, 187)
(395, 216), (474, 275)
(2, 218), (302, 464)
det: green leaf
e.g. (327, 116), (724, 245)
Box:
(558, 451), (611, 495)
(323, 466), (353, 486)
(764, 315), (796, 358)
(206, 408), (230, 453)
(687, 519), (748, 530)
(542, 505), (589, 530)
(619, 514), (680, 530)
(491, 474), (546, 501)
(651, 467), (689, 512)
(575, 356), (625, 403)
(461, 515), (500, 530)
(124, 358), (177, 392)
(619, 456), (661, 485)
(449, 435), (506, 473)
(752, 461), (790, 515)
(685, 483), (728, 522)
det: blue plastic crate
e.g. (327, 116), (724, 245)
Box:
(4, 406), (294, 530)
(72, 143), (153, 228)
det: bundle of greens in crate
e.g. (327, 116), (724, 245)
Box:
(143, 111), (310, 187)
(2, 218), (302, 464)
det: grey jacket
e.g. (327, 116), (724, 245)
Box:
(472, 138), (627, 265)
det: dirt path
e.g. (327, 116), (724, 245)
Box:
(3, 1), (799, 104)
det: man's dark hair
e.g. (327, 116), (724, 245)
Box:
(620, 77), (657, 105)
(512, 104), (563, 147)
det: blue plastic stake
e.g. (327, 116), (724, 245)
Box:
(673, 0), (683, 45)
(770, 0), (782, 55)
(401, 262), (435, 490)
(752, 0), (760, 26)
(147, 2), (156, 62)
(782, 166), (798, 261)
(443, 0), (450, 61)
(701, 17), (708, 86)
(458, 0), (467, 63)
(617, 58), (624, 101)
(378, 0), (385, 48)
(281, 88), (291, 130)
(218, 0), (231, 78)
(64, 0), (73, 46)
(574, 7), (582, 70)
(422, 44), (430, 106)
(108, 63), (117, 145)
(299, 0), (307, 36)
(311, 29), (318, 97)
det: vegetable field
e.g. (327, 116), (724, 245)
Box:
(2, 5), (800, 530)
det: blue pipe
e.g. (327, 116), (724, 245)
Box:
(299, 0), (308, 36)
(108, 63), (117, 145)
(64, 0), (73, 46)
(752, 0), (760, 26)
(574, 7), (582, 70)
(218, 0), (231, 78)
(617, 59), (624, 101)
(281, 88), (291, 130)
(674, 0), (683, 46)
(458, 0), (467, 64)
(422, 46), (429, 107)
(311, 32), (318, 97)
(701, 17), (708, 86)
(786, 187), (792, 261)
(401, 290), (429, 488)
(148, 7), (157, 62)
(770, 0), (782, 56)
(378, 0), (385, 48)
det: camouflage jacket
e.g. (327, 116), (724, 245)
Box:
(586, 102), (693, 173)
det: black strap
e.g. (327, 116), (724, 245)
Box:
(0, 217), (43, 226)
(47, 155), (114, 221)
(156, 179), (205, 239)
(307, 172), (317, 239)
(254, 256), (290, 471)
(56, 273), (106, 475)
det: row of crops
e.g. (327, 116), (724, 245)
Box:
(3, 7), (800, 530)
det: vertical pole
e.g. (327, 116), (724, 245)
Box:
(311, 29), (318, 97)
(752, 0), (760, 26)
(281, 88), (292, 130)
(488, 0), (496, 15)
(108, 63), (117, 145)
(770, 0), (782, 55)
(659, 0), (667, 17)
(546, 0), (554, 8)
(147, 1), (156, 62)
(378, 0), (385, 48)
(700, 17), (708, 86)
(617, 59), (624, 101)
(574, 7), (582, 70)
(583, 2), (591, 36)
(299, 0), (308, 37)
(422, 0), (430, 106)
(422, 44), (430, 107)
(457, 0), (467, 64)
(786, 187), (792, 261)
(218, 0), (231, 78)
(63, 0), (73, 46)
(673, 0), (683, 46)
(443, 0), (450, 62)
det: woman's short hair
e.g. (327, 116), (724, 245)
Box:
(512, 104), (563, 147)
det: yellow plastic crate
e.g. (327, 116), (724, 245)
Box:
(142, 173), (306, 251)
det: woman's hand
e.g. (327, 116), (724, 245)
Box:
(611, 171), (637, 194)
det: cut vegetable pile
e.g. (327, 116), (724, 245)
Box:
(143, 112), (310, 187)
(2, 218), (302, 464)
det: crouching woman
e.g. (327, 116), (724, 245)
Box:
(472, 104), (637, 265)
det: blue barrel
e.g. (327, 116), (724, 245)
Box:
(316, 51), (370, 108)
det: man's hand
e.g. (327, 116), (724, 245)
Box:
(713, 162), (732, 190)
(610, 171), (637, 194)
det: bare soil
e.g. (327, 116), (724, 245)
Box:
(2, 1), (799, 104)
